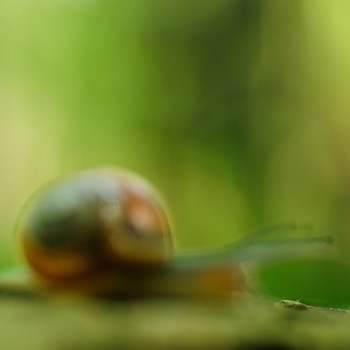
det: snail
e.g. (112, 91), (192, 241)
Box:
(2, 168), (332, 299)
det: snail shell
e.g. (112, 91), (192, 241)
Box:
(20, 169), (172, 281)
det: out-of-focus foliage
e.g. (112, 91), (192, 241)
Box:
(1, 0), (350, 306)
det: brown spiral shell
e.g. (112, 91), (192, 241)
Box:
(20, 168), (173, 282)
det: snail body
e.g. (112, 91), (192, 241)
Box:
(10, 168), (327, 298)
(14, 168), (331, 299)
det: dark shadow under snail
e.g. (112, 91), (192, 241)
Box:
(1, 168), (332, 299)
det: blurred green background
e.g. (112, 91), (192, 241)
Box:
(1, 0), (350, 307)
